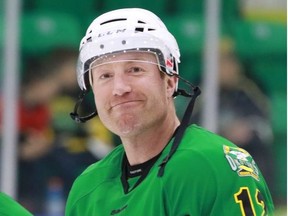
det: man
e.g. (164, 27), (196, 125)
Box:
(0, 192), (33, 216)
(66, 8), (274, 215)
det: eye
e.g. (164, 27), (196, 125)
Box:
(99, 72), (113, 79)
(127, 66), (145, 73)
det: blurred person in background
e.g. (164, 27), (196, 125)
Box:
(216, 38), (275, 193)
(15, 56), (60, 213)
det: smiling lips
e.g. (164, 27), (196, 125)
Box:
(111, 100), (142, 109)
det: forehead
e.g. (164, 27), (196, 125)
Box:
(91, 51), (158, 67)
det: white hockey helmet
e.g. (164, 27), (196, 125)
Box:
(76, 8), (180, 91)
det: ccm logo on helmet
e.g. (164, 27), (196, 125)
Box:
(97, 29), (126, 38)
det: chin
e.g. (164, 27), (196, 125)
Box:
(112, 115), (144, 137)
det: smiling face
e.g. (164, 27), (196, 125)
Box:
(90, 51), (177, 138)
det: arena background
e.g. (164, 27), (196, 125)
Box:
(0, 0), (286, 215)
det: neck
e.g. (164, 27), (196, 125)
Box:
(121, 114), (180, 166)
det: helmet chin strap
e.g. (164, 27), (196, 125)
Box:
(158, 84), (201, 177)
(70, 90), (97, 123)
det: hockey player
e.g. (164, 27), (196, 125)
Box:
(66, 8), (274, 215)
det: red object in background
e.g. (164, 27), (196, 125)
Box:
(0, 99), (50, 132)
(18, 101), (51, 133)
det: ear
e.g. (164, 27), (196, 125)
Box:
(166, 75), (178, 97)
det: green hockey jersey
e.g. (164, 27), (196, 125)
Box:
(0, 192), (33, 216)
(66, 124), (274, 215)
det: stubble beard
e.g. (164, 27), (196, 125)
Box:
(115, 112), (141, 136)
(99, 109), (142, 138)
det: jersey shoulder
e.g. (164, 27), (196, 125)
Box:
(163, 124), (274, 214)
(81, 144), (124, 176)
(161, 124), (240, 190)
(176, 124), (268, 184)
(182, 124), (236, 149)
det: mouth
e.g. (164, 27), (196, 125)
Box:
(111, 100), (142, 109)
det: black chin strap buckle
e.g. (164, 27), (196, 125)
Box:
(70, 112), (85, 123)
(172, 74), (200, 98)
(70, 90), (97, 123)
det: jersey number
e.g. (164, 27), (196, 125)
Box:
(234, 187), (265, 216)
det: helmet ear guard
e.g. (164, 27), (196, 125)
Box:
(70, 90), (97, 123)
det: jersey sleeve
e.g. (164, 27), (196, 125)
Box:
(216, 145), (274, 215)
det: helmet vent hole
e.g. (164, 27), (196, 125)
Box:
(122, 40), (126, 45)
(148, 28), (156, 31)
(137, 20), (146, 24)
(100, 18), (127, 25)
(100, 44), (104, 49)
(135, 27), (144, 32)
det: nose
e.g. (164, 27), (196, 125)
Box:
(112, 73), (132, 96)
